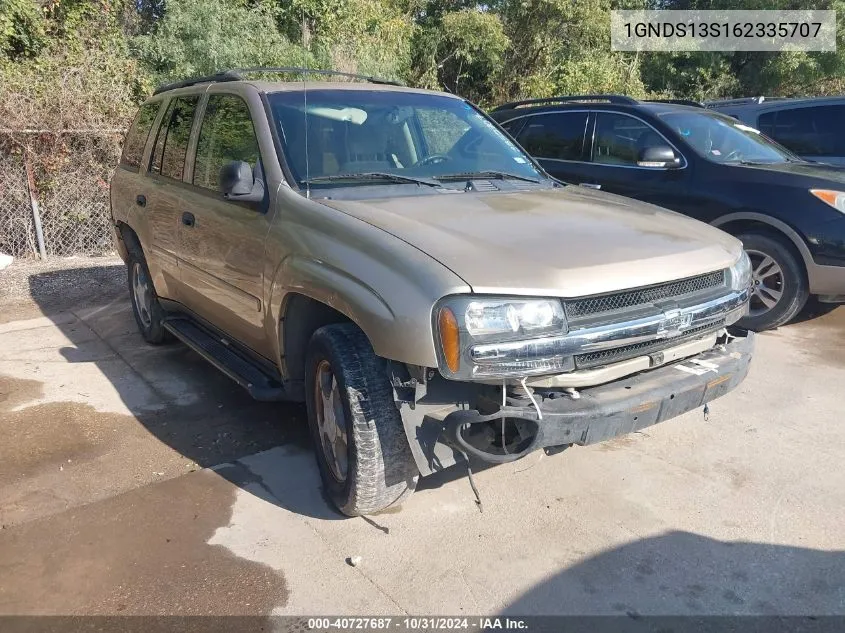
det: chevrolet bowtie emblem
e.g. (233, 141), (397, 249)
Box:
(657, 308), (693, 338)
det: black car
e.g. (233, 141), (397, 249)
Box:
(491, 95), (845, 330)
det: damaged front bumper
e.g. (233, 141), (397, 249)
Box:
(437, 330), (754, 465)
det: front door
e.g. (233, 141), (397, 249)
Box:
(585, 111), (691, 209)
(177, 93), (274, 357)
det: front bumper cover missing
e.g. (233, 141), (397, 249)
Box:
(440, 330), (755, 464)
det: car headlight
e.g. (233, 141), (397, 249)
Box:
(810, 189), (845, 214)
(728, 250), (752, 292)
(435, 296), (570, 380)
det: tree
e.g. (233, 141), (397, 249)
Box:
(132, 0), (312, 83)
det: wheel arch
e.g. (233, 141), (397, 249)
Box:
(115, 220), (140, 260)
(712, 213), (811, 277)
(268, 255), (428, 398)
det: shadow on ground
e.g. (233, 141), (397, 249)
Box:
(789, 296), (843, 326)
(22, 264), (347, 521)
(504, 530), (845, 618)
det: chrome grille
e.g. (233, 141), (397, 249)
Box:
(573, 322), (723, 370)
(565, 271), (726, 319)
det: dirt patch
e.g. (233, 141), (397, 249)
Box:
(0, 467), (288, 615)
(0, 374), (43, 410)
(0, 376), (136, 485)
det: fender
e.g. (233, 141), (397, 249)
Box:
(266, 254), (426, 376)
(712, 212), (813, 269)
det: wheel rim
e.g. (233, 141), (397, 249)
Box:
(132, 262), (153, 328)
(314, 360), (349, 482)
(746, 248), (785, 317)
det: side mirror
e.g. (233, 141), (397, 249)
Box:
(637, 146), (682, 169)
(219, 160), (264, 203)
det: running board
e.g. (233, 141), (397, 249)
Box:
(162, 317), (286, 401)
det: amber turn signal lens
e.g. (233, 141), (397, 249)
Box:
(438, 307), (460, 374)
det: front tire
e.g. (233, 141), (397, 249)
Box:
(736, 231), (809, 331)
(305, 323), (419, 516)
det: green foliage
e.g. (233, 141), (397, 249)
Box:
(0, 0), (144, 129)
(492, 0), (646, 102)
(639, 0), (845, 98)
(413, 8), (509, 104)
(2, 0), (844, 134)
(132, 0), (314, 82)
(0, 0), (47, 62)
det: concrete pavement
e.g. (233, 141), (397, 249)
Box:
(1, 260), (844, 616)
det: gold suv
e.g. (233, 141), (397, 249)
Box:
(110, 68), (754, 516)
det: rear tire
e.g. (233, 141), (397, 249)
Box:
(127, 248), (170, 344)
(736, 231), (808, 331)
(305, 323), (419, 516)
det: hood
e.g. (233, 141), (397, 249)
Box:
(320, 187), (742, 297)
(728, 160), (845, 186)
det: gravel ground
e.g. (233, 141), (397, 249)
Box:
(0, 255), (126, 323)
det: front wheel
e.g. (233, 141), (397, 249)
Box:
(736, 232), (809, 331)
(305, 323), (419, 516)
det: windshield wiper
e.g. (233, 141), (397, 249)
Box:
(434, 170), (542, 184)
(303, 172), (442, 187)
(726, 159), (782, 166)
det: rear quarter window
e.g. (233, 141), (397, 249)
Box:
(121, 102), (161, 169)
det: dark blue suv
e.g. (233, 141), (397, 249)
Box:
(491, 95), (845, 330)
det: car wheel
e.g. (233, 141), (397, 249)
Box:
(736, 231), (808, 331)
(305, 323), (419, 516)
(127, 249), (170, 344)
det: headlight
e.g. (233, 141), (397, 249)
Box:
(810, 189), (845, 214)
(464, 299), (565, 337)
(435, 296), (570, 380)
(728, 250), (752, 291)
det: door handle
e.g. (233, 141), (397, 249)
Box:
(579, 183), (602, 190)
(181, 212), (195, 227)
(136, 194), (146, 207)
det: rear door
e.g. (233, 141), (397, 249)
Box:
(757, 105), (845, 166)
(506, 112), (595, 184)
(583, 111), (692, 209)
(143, 95), (201, 300)
(177, 91), (274, 356)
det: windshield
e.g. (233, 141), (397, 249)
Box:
(268, 90), (545, 188)
(660, 111), (798, 164)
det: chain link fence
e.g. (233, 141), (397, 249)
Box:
(0, 131), (123, 259)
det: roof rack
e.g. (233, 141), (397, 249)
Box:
(703, 96), (790, 107)
(152, 66), (403, 95)
(491, 94), (638, 111)
(644, 99), (704, 108)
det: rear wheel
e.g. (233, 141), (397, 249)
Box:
(127, 249), (169, 344)
(736, 232), (808, 331)
(305, 323), (418, 516)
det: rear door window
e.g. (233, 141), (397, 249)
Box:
(758, 106), (845, 157)
(121, 102), (161, 169)
(149, 96), (200, 181)
(193, 95), (261, 191)
(514, 112), (589, 161)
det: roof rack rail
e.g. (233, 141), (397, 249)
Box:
(491, 94), (638, 111)
(703, 96), (790, 107)
(644, 99), (704, 108)
(152, 66), (403, 95)
(153, 71), (241, 95)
